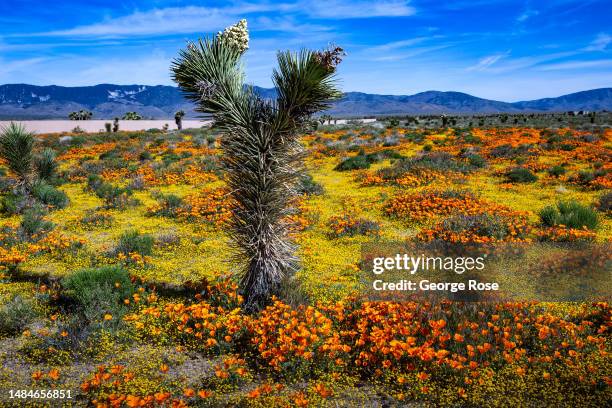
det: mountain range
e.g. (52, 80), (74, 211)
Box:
(0, 84), (610, 119)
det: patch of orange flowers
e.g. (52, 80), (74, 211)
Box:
(384, 190), (526, 223)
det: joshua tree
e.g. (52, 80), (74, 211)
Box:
(319, 114), (333, 125)
(68, 110), (92, 120)
(174, 110), (185, 130)
(0, 122), (34, 189)
(122, 111), (142, 120)
(112, 118), (120, 132)
(171, 19), (343, 310)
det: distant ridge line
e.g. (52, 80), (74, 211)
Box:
(0, 84), (610, 119)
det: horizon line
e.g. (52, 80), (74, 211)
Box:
(1, 83), (610, 104)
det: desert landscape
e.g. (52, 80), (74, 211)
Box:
(1, 2), (611, 407)
(1, 116), (610, 406)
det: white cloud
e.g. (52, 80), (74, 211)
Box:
(584, 33), (611, 51)
(537, 59), (612, 71)
(467, 51), (580, 73)
(516, 9), (539, 23)
(467, 52), (509, 71)
(0, 57), (47, 78)
(43, 7), (236, 38)
(371, 44), (451, 61)
(28, 1), (415, 39)
(366, 37), (432, 52)
(306, 0), (415, 19)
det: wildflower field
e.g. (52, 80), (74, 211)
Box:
(0, 123), (610, 407)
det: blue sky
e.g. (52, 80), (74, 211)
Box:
(0, 0), (610, 101)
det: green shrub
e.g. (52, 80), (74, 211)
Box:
(62, 265), (135, 325)
(0, 193), (22, 214)
(539, 201), (599, 230)
(33, 148), (58, 182)
(31, 181), (68, 209)
(335, 154), (372, 171)
(0, 295), (39, 336)
(442, 213), (515, 240)
(548, 165), (566, 177)
(80, 210), (114, 229)
(490, 143), (532, 158)
(114, 230), (154, 257)
(596, 192), (612, 214)
(86, 174), (139, 209)
(138, 150), (152, 161)
(297, 174), (324, 196)
(19, 207), (54, 240)
(506, 167), (537, 183)
(148, 193), (184, 218)
(467, 154), (486, 168)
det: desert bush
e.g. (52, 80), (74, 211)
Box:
(505, 167), (537, 183)
(467, 154), (486, 168)
(86, 174), (139, 209)
(18, 207), (54, 240)
(335, 152), (374, 171)
(297, 173), (324, 196)
(460, 132), (482, 144)
(596, 191), (612, 214)
(548, 165), (567, 177)
(0, 193), (24, 214)
(155, 232), (181, 248)
(442, 213), (511, 240)
(31, 180), (68, 209)
(0, 295), (40, 336)
(490, 143), (532, 158)
(138, 150), (152, 161)
(62, 265), (135, 325)
(127, 175), (146, 191)
(328, 214), (381, 237)
(570, 168), (608, 188)
(80, 210), (114, 229)
(539, 201), (599, 230)
(148, 193), (184, 218)
(113, 230), (154, 257)
(33, 148), (58, 182)
(379, 152), (472, 182)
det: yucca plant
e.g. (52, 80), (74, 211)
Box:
(171, 19), (343, 310)
(0, 122), (34, 189)
(33, 148), (58, 182)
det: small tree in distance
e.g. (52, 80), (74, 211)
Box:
(122, 111), (142, 120)
(174, 110), (185, 130)
(171, 19), (343, 311)
(68, 110), (93, 120)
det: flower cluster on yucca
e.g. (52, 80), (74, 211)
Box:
(171, 20), (343, 310)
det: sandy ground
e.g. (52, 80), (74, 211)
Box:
(0, 118), (377, 134)
(0, 120), (211, 134)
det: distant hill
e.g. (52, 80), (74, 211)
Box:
(0, 83), (610, 119)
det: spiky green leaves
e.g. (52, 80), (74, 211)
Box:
(0, 122), (34, 185)
(34, 148), (57, 182)
(171, 19), (343, 311)
(273, 50), (343, 129)
(171, 37), (244, 117)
